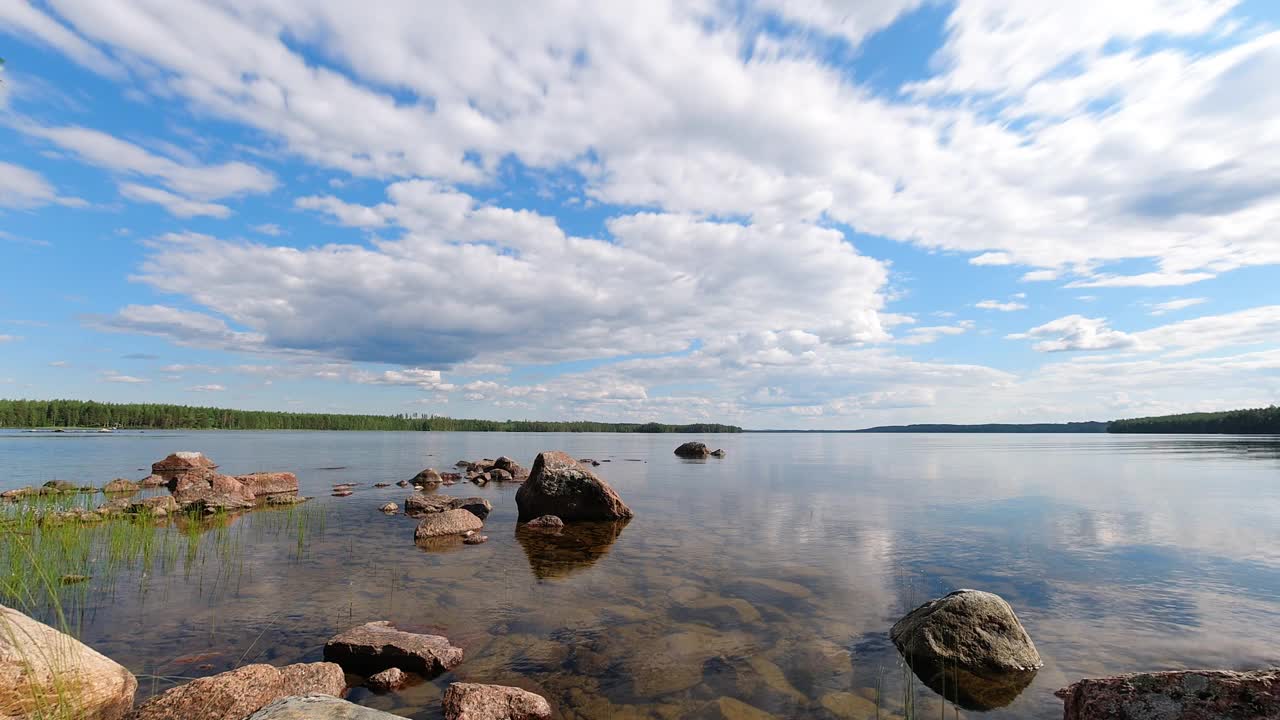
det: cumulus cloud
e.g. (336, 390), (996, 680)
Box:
(1009, 315), (1140, 352)
(90, 304), (267, 354)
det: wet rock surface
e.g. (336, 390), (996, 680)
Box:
(1057, 668), (1280, 720)
(442, 682), (553, 720)
(126, 661), (344, 720)
(1, 603), (137, 720)
(246, 694), (404, 719)
(414, 508), (485, 539)
(515, 451), (633, 522)
(324, 621), (463, 676)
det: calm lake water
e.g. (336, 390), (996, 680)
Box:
(2, 431), (1279, 719)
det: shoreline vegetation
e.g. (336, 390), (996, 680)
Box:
(1, 399), (1278, 435)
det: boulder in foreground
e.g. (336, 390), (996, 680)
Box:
(1, 603), (137, 720)
(126, 662), (345, 720)
(247, 694), (405, 719)
(1057, 668), (1280, 720)
(442, 683), (553, 720)
(515, 451), (633, 522)
(324, 621), (463, 676)
(890, 589), (1041, 677)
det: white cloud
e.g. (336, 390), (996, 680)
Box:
(49, 360), (70, 367)
(975, 299), (1027, 311)
(1009, 315), (1141, 352)
(119, 183), (232, 218)
(0, 162), (81, 209)
(185, 384), (225, 392)
(91, 303), (267, 354)
(1148, 297), (1207, 315)
(898, 322), (974, 345)
(101, 371), (149, 384)
(252, 223), (284, 236)
(0, 1), (124, 77)
(0, 335), (20, 343)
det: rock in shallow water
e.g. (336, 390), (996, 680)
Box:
(246, 694), (404, 719)
(126, 662), (345, 720)
(414, 508), (485, 539)
(515, 451), (633, 522)
(0, 603), (137, 720)
(366, 667), (407, 692)
(442, 683), (552, 720)
(1056, 668), (1280, 720)
(324, 621), (463, 676)
(890, 589), (1041, 677)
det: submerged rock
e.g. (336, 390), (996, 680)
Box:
(515, 451), (633, 522)
(442, 683), (553, 720)
(0, 603), (137, 720)
(127, 662), (346, 720)
(379, 503), (399, 514)
(488, 468), (513, 483)
(102, 478), (140, 494)
(414, 509), (484, 539)
(128, 495), (180, 516)
(247, 694), (404, 719)
(267, 495), (310, 506)
(890, 589), (1041, 680)
(332, 490), (353, 497)
(463, 534), (489, 545)
(324, 621), (463, 676)
(1057, 668), (1280, 720)
(515, 520), (628, 579)
(396, 480), (410, 487)
(523, 515), (564, 529)
(366, 667), (407, 692)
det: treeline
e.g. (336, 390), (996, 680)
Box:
(850, 422), (1107, 433)
(0, 399), (742, 433)
(1107, 406), (1280, 434)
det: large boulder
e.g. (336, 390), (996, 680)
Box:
(235, 472), (299, 497)
(493, 457), (528, 480)
(1, 604), (137, 720)
(138, 474), (166, 488)
(890, 590), (1041, 678)
(414, 509), (484, 539)
(151, 452), (219, 492)
(171, 472), (257, 511)
(412, 468), (443, 485)
(515, 451), (633, 522)
(674, 442), (710, 458)
(324, 621), (463, 676)
(127, 662), (345, 720)
(1057, 668), (1280, 720)
(247, 694), (405, 719)
(442, 683), (553, 720)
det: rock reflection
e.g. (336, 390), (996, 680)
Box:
(901, 654), (1037, 711)
(515, 519), (629, 579)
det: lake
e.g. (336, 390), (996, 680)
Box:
(2, 430), (1279, 719)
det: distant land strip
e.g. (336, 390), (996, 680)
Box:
(0, 399), (742, 433)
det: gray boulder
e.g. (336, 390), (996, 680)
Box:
(674, 442), (710, 458)
(890, 589), (1041, 677)
(414, 509), (484, 539)
(515, 451), (633, 522)
(324, 621), (463, 676)
(247, 695), (405, 719)
(442, 683), (552, 720)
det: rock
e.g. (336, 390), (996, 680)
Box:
(332, 490), (353, 497)
(493, 457), (528, 479)
(712, 696), (774, 719)
(488, 468), (513, 483)
(0, 603), (137, 720)
(102, 478), (139, 494)
(129, 495), (180, 515)
(1057, 668), (1280, 720)
(247, 694), (403, 719)
(470, 473), (490, 486)
(373, 482), (390, 488)
(442, 683), (552, 720)
(396, 480), (410, 487)
(235, 472), (299, 497)
(412, 468), (443, 485)
(463, 534), (488, 545)
(151, 452), (219, 492)
(890, 589), (1041, 678)
(41, 480), (78, 494)
(139, 474), (166, 488)
(404, 493), (459, 516)
(366, 667), (407, 692)
(524, 515), (564, 529)
(324, 621), (463, 676)
(267, 495), (310, 506)
(515, 451), (633, 522)
(127, 662), (346, 720)
(578, 458), (601, 466)
(515, 520), (627, 579)
(441, 472), (462, 482)
(710, 448), (726, 457)
(455, 497), (492, 520)
(414, 509), (484, 539)
(379, 503), (398, 514)
(674, 442), (711, 458)
(172, 473), (257, 511)
(1, 486), (37, 501)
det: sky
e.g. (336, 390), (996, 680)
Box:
(1, 0), (1278, 429)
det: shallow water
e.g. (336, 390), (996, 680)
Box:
(2, 430), (1279, 719)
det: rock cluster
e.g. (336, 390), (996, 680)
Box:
(150, 452), (301, 511)
(455, 456), (529, 485)
(127, 662), (346, 720)
(1057, 668), (1280, 719)
(404, 494), (491, 519)
(674, 442), (726, 458)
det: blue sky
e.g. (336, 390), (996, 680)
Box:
(1, 0), (1279, 428)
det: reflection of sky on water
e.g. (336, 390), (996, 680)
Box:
(2, 431), (1279, 718)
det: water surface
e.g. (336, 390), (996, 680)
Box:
(2, 431), (1279, 719)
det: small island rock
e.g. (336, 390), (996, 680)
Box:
(674, 442), (711, 458)
(515, 451), (633, 523)
(442, 683), (553, 720)
(366, 667), (408, 692)
(324, 621), (463, 676)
